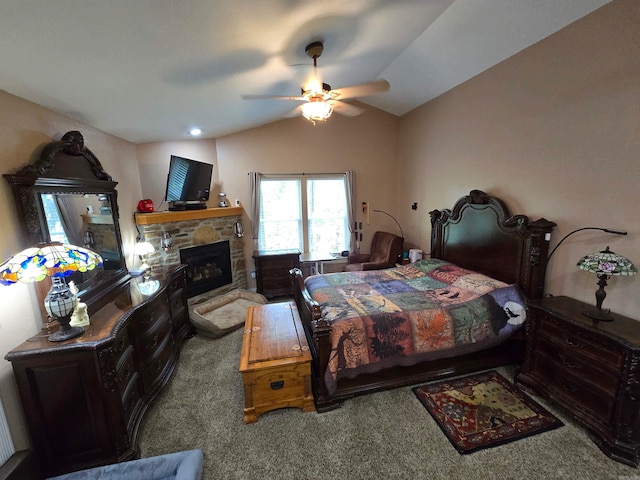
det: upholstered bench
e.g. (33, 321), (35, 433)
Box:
(46, 449), (203, 480)
(239, 301), (315, 423)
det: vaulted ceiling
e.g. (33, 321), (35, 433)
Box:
(0, 0), (611, 144)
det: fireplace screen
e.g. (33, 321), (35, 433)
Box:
(179, 240), (232, 297)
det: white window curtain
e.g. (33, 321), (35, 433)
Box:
(345, 171), (355, 253)
(249, 172), (261, 249)
(56, 195), (84, 246)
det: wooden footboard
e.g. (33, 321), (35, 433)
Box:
(289, 268), (336, 410)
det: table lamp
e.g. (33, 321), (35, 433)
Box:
(133, 239), (155, 279)
(577, 246), (637, 321)
(0, 242), (103, 341)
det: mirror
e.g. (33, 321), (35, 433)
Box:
(4, 131), (130, 313)
(40, 192), (123, 292)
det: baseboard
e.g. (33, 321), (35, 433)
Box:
(0, 450), (40, 480)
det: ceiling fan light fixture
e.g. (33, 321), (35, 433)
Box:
(301, 99), (333, 124)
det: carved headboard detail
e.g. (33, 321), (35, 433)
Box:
(430, 189), (556, 299)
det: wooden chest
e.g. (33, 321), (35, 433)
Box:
(239, 301), (315, 423)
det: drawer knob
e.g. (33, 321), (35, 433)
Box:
(559, 354), (582, 369)
(564, 336), (584, 349)
(146, 334), (159, 350)
(270, 380), (285, 390)
(558, 379), (579, 394)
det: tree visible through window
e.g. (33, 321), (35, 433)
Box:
(258, 175), (349, 254)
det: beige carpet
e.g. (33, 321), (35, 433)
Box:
(138, 330), (637, 480)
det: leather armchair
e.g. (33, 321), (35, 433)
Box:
(345, 231), (403, 271)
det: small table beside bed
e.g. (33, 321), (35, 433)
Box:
(290, 189), (556, 412)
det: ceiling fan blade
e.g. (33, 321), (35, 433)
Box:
(331, 100), (364, 117)
(241, 94), (305, 101)
(330, 79), (390, 100)
(283, 105), (304, 118)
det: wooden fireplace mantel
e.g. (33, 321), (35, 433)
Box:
(135, 206), (243, 225)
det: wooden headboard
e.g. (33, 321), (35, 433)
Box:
(429, 190), (556, 300)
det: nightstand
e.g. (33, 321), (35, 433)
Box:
(516, 295), (640, 467)
(252, 249), (300, 299)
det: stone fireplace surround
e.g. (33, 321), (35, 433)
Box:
(135, 207), (247, 298)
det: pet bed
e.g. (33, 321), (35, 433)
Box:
(189, 289), (267, 338)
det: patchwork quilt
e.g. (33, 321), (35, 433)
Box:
(304, 258), (527, 394)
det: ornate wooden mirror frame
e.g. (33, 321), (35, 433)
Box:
(3, 131), (130, 324)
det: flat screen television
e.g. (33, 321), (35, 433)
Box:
(165, 155), (213, 210)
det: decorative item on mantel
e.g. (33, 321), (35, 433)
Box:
(161, 231), (174, 252)
(0, 242), (102, 341)
(577, 246), (637, 322)
(218, 192), (229, 207)
(234, 221), (244, 238)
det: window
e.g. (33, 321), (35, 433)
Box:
(258, 175), (349, 254)
(41, 194), (69, 243)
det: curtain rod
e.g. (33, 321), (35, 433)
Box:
(248, 172), (348, 176)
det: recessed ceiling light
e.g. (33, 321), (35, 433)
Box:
(189, 128), (202, 136)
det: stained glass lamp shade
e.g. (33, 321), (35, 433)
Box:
(0, 242), (103, 341)
(577, 246), (637, 321)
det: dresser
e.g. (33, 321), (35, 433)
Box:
(5, 266), (194, 478)
(252, 249), (300, 299)
(516, 295), (640, 466)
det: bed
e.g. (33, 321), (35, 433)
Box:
(290, 189), (556, 411)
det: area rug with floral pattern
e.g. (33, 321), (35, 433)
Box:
(412, 370), (563, 454)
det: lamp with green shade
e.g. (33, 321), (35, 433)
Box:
(0, 242), (103, 341)
(577, 246), (637, 322)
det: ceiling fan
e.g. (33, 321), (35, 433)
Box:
(242, 41), (390, 125)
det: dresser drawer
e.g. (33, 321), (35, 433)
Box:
(112, 327), (132, 359)
(140, 332), (176, 392)
(538, 314), (625, 372)
(168, 288), (186, 324)
(534, 334), (621, 393)
(529, 352), (616, 427)
(116, 346), (136, 393)
(257, 257), (299, 271)
(121, 372), (142, 429)
(167, 271), (186, 318)
(134, 315), (173, 366)
(130, 293), (171, 337)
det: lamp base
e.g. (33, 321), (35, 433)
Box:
(48, 325), (84, 342)
(582, 309), (614, 322)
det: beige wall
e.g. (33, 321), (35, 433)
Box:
(136, 139), (218, 209)
(138, 105), (401, 288)
(0, 90), (142, 450)
(397, 0), (639, 320)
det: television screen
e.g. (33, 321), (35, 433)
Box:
(165, 155), (213, 204)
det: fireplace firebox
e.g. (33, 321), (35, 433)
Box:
(179, 240), (232, 297)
